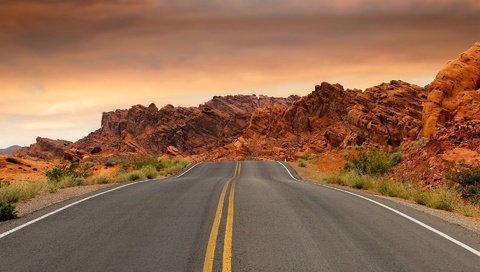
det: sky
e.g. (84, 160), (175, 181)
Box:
(1, 0), (479, 147)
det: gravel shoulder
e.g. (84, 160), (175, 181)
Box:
(15, 184), (114, 217)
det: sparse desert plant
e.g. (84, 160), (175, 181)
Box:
(447, 165), (480, 204)
(56, 176), (88, 189)
(389, 151), (404, 166)
(304, 153), (314, 161)
(128, 171), (143, 181)
(413, 137), (428, 150)
(46, 161), (94, 185)
(347, 171), (373, 190)
(345, 149), (391, 176)
(0, 202), (17, 222)
(104, 158), (121, 167)
(375, 179), (409, 199)
(298, 159), (307, 168)
(141, 165), (158, 179)
(96, 176), (111, 184)
(115, 173), (130, 183)
(426, 188), (457, 212)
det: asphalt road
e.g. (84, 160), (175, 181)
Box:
(0, 161), (479, 271)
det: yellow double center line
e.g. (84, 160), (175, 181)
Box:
(203, 161), (240, 272)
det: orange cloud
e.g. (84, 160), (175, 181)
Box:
(0, 1), (479, 147)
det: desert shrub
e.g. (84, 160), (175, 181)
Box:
(389, 151), (404, 166)
(304, 153), (314, 161)
(158, 158), (189, 176)
(324, 171), (373, 190)
(412, 190), (430, 206)
(45, 162), (93, 185)
(413, 137), (428, 150)
(104, 158), (121, 167)
(131, 157), (159, 170)
(376, 179), (409, 199)
(46, 164), (76, 183)
(141, 165), (158, 179)
(96, 176), (111, 184)
(0, 185), (22, 204)
(345, 149), (391, 176)
(56, 176), (88, 189)
(347, 171), (373, 190)
(324, 173), (348, 186)
(426, 188), (457, 211)
(0, 202), (17, 222)
(115, 169), (130, 183)
(128, 171), (142, 181)
(298, 159), (307, 168)
(447, 165), (480, 204)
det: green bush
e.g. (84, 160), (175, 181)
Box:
(141, 165), (158, 179)
(376, 179), (409, 198)
(115, 173), (130, 183)
(347, 172), (373, 190)
(345, 149), (391, 176)
(426, 188), (457, 211)
(46, 162), (93, 184)
(0, 202), (17, 222)
(413, 137), (428, 150)
(56, 176), (88, 189)
(46, 164), (75, 183)
(158, 158), (189, 176)
(104, 158), (121, 167)
(304, 153), (314, 161)
(447, 165), (480, 204)
(128, 171), (142, 181)
(298, 159), (307, 168)
(389, 151), (404, 166)
(96, 176), (111, 184)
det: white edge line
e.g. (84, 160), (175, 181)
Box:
(176, 163), (200, 178)
(277, 161), (300, 181)
(277, 161), (480, 258)
(0, 180), (149, 240)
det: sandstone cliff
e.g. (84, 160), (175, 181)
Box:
(206, 80), (427, 160)
(394, 43), (480, 184)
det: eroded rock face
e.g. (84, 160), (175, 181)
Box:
(391, 43), (480, 185)
(422, 42), (480, 137)
(73, 95), (297, 156)
(13, 137), (73, 161)
(228, 81), (427, 160)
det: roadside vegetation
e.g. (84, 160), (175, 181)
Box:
(296, 149), (480, 218)
(0, 157), (189, 222)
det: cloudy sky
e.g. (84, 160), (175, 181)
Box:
(1, 0), (479, 147)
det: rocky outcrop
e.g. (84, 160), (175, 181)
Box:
(73, 95), (297, 156)
(14, 137), (73, 161)
(391, 43), (480, 185)
(422, 42), (480, 137)
(221, 80), (427, 160)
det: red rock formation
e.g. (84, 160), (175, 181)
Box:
(14, 137), (73, 161)
(422, 42), (480, 137)
(73, 95), (297, 156)
(394, 43), (480, 185)
(220, 80), (427, 160)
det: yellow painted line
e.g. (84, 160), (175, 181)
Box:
(203, 179), (231, 272)
(236, 161), (241, 177)
(203, 161), (240, 272)
(223, 181), (236, 272)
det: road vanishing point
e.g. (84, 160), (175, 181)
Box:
(1, 161), (479, 271)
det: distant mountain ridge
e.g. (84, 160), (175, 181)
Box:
(0, 145), (22, 155)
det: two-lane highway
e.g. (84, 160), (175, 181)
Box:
(0, 161), (479, 271)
